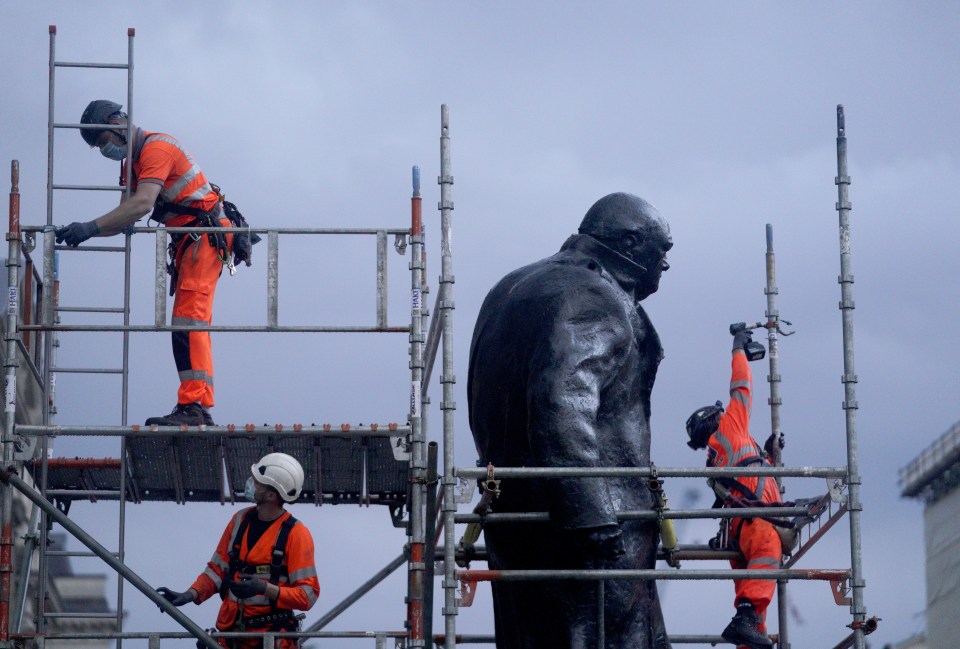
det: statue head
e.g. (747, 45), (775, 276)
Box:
(578, 193), (673, 299)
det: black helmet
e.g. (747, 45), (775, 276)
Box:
(80, 100), (124, 146)
(686, 400), (723, 450)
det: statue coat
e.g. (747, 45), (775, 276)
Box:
(468, 234), (672, 649)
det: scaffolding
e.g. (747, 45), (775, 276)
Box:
(0, 26), (874, 649)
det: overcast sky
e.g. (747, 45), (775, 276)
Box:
(2, 2), (959, 647)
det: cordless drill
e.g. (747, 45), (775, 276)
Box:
(729, 322), (767, 362)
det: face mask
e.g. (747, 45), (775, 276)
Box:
(100, 141), (127, 161)
(244, 477), (257, 502)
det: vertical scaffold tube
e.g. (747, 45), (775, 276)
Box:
(764, 225), (789, 648)
(267, 231), (279, 328)
(834, 105), (866, 649)
(46, 26), (55, 228)
(1, 160), (23, 642)
(155, 230), (167, 326)
(438, 105), (458, 649)
(408, 165), (427, 646)
(116, 29), (137, 649)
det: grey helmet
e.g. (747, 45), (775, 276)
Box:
(80, 100), (124, 146)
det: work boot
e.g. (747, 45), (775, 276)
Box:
(145, 402), (215, 427)
(721, 602), (772, 648)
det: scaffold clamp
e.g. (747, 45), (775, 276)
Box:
(847, 615), (880, 635)
(483, 463), (501, 498)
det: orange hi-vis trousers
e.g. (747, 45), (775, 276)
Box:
(171, 218), (232, 407)
(730, 517), (782, 646)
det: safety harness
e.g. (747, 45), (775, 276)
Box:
(220, 509), (301, 634)
(124, 132), (260, 294)
(707, 452), (802, 554)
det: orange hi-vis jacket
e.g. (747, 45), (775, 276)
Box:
(707, 350), (782, 631)
(706, 350), (781, 521)
(191, 508), (319, 639)
(121, 129), (219, 226)
(122, 128), (229, 407)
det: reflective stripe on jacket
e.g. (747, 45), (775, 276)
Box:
(191, 507), (320, 632)
(706, 351), (780, 513)
(122, 129), (218, 226)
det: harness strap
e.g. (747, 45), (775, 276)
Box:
(269, 515), (298, 613)
(220, 509), (299, 617)
(220, 508), (257, 601)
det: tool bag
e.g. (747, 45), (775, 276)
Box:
(158, 190), (262, 295)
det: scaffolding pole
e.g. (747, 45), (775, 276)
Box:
(408, 164), (427, 646)
(1, 160), (23, 645)
(835, 104), (867, 648)
(438, 104), (458, 649)
(763, 224), (791, 648)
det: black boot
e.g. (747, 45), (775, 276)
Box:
(145, 402), (215, 426)
(721, 601), (772, 648)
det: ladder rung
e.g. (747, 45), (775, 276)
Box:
(50, 368), (124, 375)
(52, 183), (123, 192)
(54, 61), (129, 70)
(56, 306), (125, 314)
(44, 612), (119, 619)
(46, 550), (120, 558)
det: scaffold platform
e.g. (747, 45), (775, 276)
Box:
(32, 428), (410, 506)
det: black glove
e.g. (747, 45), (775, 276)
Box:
(732, 329), (753, 353)
(574, 524), (626, 562)
(55, 220), (100, 247)
(227, 574), (268, 599)
(764, 432), (785, 457)
(156, 587), (195, 609)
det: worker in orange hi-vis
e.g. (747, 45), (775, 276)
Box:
(157, 453), (319, 648)
(685, 328), (782, 649)
(57, 100), (234, 426)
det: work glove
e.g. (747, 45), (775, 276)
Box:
(55, 220), (100, 247)
(732, 329), (753, 353)
(573, 524), (626, 563)
(227, 574), (268, 599)
(764, 432), (785, 457)
(156, 587), (195, 608)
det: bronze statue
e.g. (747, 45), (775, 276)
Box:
(468, 193), (673, 648)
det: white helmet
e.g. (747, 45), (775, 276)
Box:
(251, 453), (304, 503)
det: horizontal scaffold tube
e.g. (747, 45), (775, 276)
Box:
(429, 635), (752, 646)
(458, 568), (849, 582)
(15, 630), (408, 641)
(23, 225), (412, 236)
(454, 506), (812, 524)
(455, 466), (847, 479)
(21, 324), (409, 333)
(17, 424), (410, 438)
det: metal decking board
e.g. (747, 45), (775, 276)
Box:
(364, 437), (408, 505)
(127, 435), (224, 503)
(39, 434), (409, 507)
(40, 464), (133, 500)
